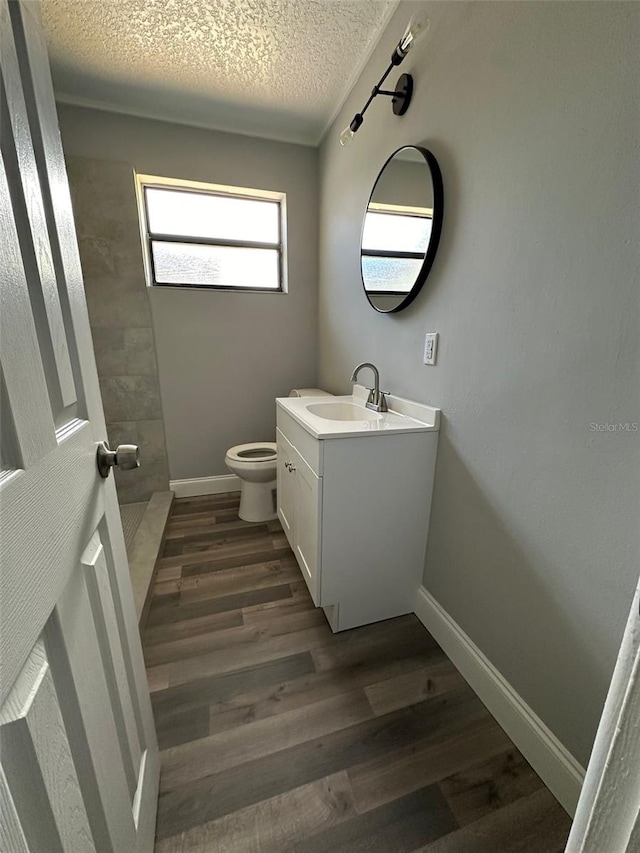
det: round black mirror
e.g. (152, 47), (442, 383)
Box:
(361, 146), (443, 313)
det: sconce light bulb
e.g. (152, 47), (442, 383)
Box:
(339, 114), (363, 147)
(340, 126), (355, 147)
(398, 11), (430, 56)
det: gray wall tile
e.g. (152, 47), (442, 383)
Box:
(99, 375), (162, 422)
(106, 420), (139, 449)
(137, 420), (168, 465)
(93, 327), (157, 376)
(83, 279), (153, 328)
(68, 155), (170, 502)
(113, 461), (170, 504)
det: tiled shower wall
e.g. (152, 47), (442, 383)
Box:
(67, 156), (170, 503)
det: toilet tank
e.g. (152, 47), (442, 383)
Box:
(289, 388), (333, 398)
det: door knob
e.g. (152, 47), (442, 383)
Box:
(96, 441), (140, 479)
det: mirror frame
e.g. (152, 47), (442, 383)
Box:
(360, 145), (444, 314)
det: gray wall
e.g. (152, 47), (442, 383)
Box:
(318, 1), (639, 766)
(59, 106), (319, 480)
(67, 156), (170, 503)
(373, 158), (433, 208)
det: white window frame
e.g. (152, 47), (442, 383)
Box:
(135, 173), (288, 293)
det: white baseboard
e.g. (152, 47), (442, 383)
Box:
(169, 474), (241, 498)
(414, 586), (585, 816)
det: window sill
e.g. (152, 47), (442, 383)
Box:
(148, 283), (286, 294)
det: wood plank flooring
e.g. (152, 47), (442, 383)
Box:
(144, 493), (572, 852)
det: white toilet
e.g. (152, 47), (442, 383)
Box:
(225, 388), (332, 523)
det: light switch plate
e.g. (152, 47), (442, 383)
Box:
(423, 332), (439, 365)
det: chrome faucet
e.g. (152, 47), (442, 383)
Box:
(350, 362), (389, 412)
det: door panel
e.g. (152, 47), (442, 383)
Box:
(1, 0), (76, 417)
(0, 149), (57, 470)
(81, 532), (143, 794)
(276, 427), (295, 545)
(292, 447), (321, 604)
(0, 2), (159, 850)
(0, 420), (99, 703)
(49, 556), (138, 853)
(0, 640), (96, 853)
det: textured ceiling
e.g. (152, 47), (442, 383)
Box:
(41, 0), (398, 145)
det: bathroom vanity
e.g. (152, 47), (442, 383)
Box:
(276, 385), (440, 632)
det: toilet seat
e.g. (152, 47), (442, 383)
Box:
(225, 442), (278, 522)
(226, 442), (277, 464)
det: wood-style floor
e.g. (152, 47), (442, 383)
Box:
(144, 493), (572, 852)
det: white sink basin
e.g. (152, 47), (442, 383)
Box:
(277, 385), (440, 439)
(306, 402), (381, 422)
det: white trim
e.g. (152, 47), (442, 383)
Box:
(134, 174), (287, 293)
(169, 474), (241, 498)
(368, 201), (433, 217)
(55, 93), (317, 147)
(136, 173), (286, 202)
(414, 586), (585, 816)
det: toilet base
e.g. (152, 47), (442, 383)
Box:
(238, 479), (277, 523)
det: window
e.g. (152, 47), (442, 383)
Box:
(137, 175), (286, 291)
(361, 202), (432, 294)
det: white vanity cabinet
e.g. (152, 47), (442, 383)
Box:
(276, 391), (440, 632)
(276, 426), (322, 602)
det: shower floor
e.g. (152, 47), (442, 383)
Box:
(120, 501), (149, 553)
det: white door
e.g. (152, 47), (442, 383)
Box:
(0, 2), (159, 852)
(565, 578), (640, 852)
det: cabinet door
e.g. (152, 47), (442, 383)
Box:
(293, 448), (322, 604)
(276, 428), (295, 546)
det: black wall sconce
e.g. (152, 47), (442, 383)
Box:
(340, 12), (430, 147)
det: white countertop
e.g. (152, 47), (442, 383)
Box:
(276, 385), (440, 440)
